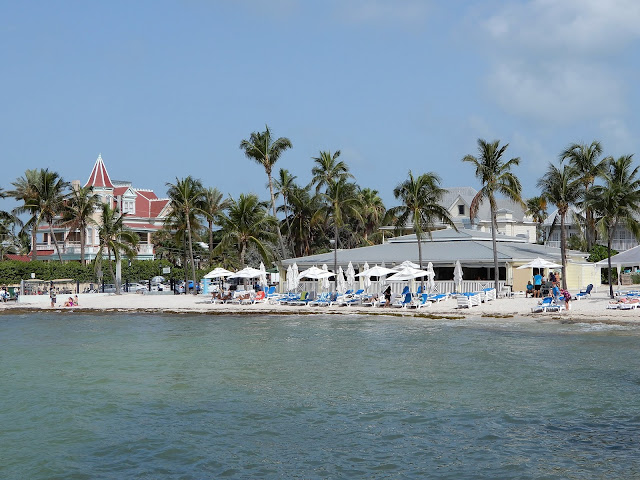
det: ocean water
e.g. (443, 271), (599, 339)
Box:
(1, 313), (639, 480)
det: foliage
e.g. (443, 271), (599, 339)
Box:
(586, 244), (617, 263)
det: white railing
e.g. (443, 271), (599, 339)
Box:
(293, 279), (505, 295)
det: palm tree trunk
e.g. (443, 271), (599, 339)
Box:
(490, 204), (500, 292)
(80, 226), (85, 266)
(267, 172), (286, 259)
(560, 212), (567, 290)
(334, 223), (339, 292)
(49, 223), (63, 262)
(107, 248), (117, 294)
(208, 219), (214, 263)
(115, 253), (122, 295)
(31, 223), (37, 261)
(607, 230), (613, 298)
(186, 214), (197, 296)
(416, 228), (424, 290)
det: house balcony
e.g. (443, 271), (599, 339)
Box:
(35, 242), (155, 257)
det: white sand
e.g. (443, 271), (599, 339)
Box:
(3, 289), (640, 325)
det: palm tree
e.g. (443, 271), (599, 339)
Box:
(273, 168), (297, 248)
(462, 139), (522, 291)
(201, 187), (229, 263)
(390, 171), (455, 278)
(315, 178), (362, 289)
(166, 176), (206, 295)
(240, 125), (292, 259)
(310, 150), (353, 193)
(60, 185), (100, 265)
(8, 169), (45, 261)
(525, 196), (548, 243)
(561, 141), (606, 250)
(96, 203), (138, 295)
(280, 184), (324, 257)
(215, 193), (277, 265)
(589, 155), (640, 297)
(9, 169), (69, 262)
(358, 188), (386, 245)
(537, 163), (582, 290)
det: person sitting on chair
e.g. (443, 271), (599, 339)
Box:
(526, 281), (534, 297)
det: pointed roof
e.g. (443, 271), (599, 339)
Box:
(85, 154), (114, 189)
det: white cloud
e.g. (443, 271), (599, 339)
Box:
(485, 0), (640, 55)
(599, 117), (635, 154)
(487, 60), (624, 122)
(479, 0), (640, 124)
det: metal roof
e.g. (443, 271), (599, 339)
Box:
(282, 229), (585, 268)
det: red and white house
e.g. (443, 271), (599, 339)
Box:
(37, 154), (171, 261)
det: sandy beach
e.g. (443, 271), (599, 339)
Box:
(3, 289), (640, 326)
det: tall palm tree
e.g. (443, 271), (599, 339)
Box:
(9, 169), (69, 262)
(315, 178), (362, 289)
(239, 125), (292, 259)
(166, 176), (206, 295)
(96, 203), (138, 295)
(537, 163), (582, 290)
(390, 171), (455, 277)
(201, 187), (229, 263)
(561, 141), (606, 250)
(462, 139), (522, 291)
(525, 195), (548, 243)
(589, 155), (640, 298)
(280, 184), (324, 257)
(8, 169), (45, 261)
(215, 193), (277, 265)
(60, 185), (100, 265)
(273, 168), (297, 247)
(358, 188), (386, 245)
(310, 150), (353, 193)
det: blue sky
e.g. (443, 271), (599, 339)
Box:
(2, 0), (640, 212)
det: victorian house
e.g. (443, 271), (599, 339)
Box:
(36, 154), (170, 262)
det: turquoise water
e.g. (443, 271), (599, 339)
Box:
(1, 313), (639, 479)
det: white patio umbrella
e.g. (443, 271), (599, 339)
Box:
(356, 264), (397, 294)
(346, 262), (356, 291)
(321, 264), (331, 291)
(298, 266), (328, 279)
(203, 267), (233, 279)
(386, 266), (431, 281)
(291, 263), (300, 292)
(258, 262), (268, 288)
(361, 262), (371, 292)
(426, 262), (436, 293)
(337, 266), (346, 293)
(516, 257), (562, 269)
(454, 260), (463, 293)
(228, 267), (262, 279)
(398, 260), (421, 269)
(286, 265), (294, 292)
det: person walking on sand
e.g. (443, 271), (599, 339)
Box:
(383, 285), (392, 307)
(50, 289), (57, 307)
(560, 289), (571, 310)
(74, 295), (79, 306)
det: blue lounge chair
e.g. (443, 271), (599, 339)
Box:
(408, 293), (430, 309)
(392, 292), (413, 308)
(575, 284), (593, 300)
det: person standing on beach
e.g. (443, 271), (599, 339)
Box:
(50, 289), (57, 307)
(383, 285), (392, 307)
(533, 272), (543, 298)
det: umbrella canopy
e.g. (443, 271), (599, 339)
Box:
(286, 265), (294, 291)
(346, 262), (356, 291)
(398, 260), (421, 269)
(361, 262), (371, 291)
(454, 260), (463, 292)
(321, 264), (331, 291)
(288, 263), (300, 292)
(228, 267), (262, 279)
(299, 265), (334, 279)
(387, 266), (431, 281)
(151, 276), (165, 283)
(258, 262), (268, 288)
(516, 257), (562, 269)
(426, 262), (435, 292)
(204, 267), (233, 279)
(356, 265), (398, 277)
(337, 266), (346, 293)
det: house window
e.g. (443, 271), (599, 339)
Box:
(122, 200), (135, 214)
(458, 205), (465, 215)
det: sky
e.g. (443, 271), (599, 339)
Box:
(2, 0), (640, 213)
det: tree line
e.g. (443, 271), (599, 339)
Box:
(1, 128), (637, 298)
